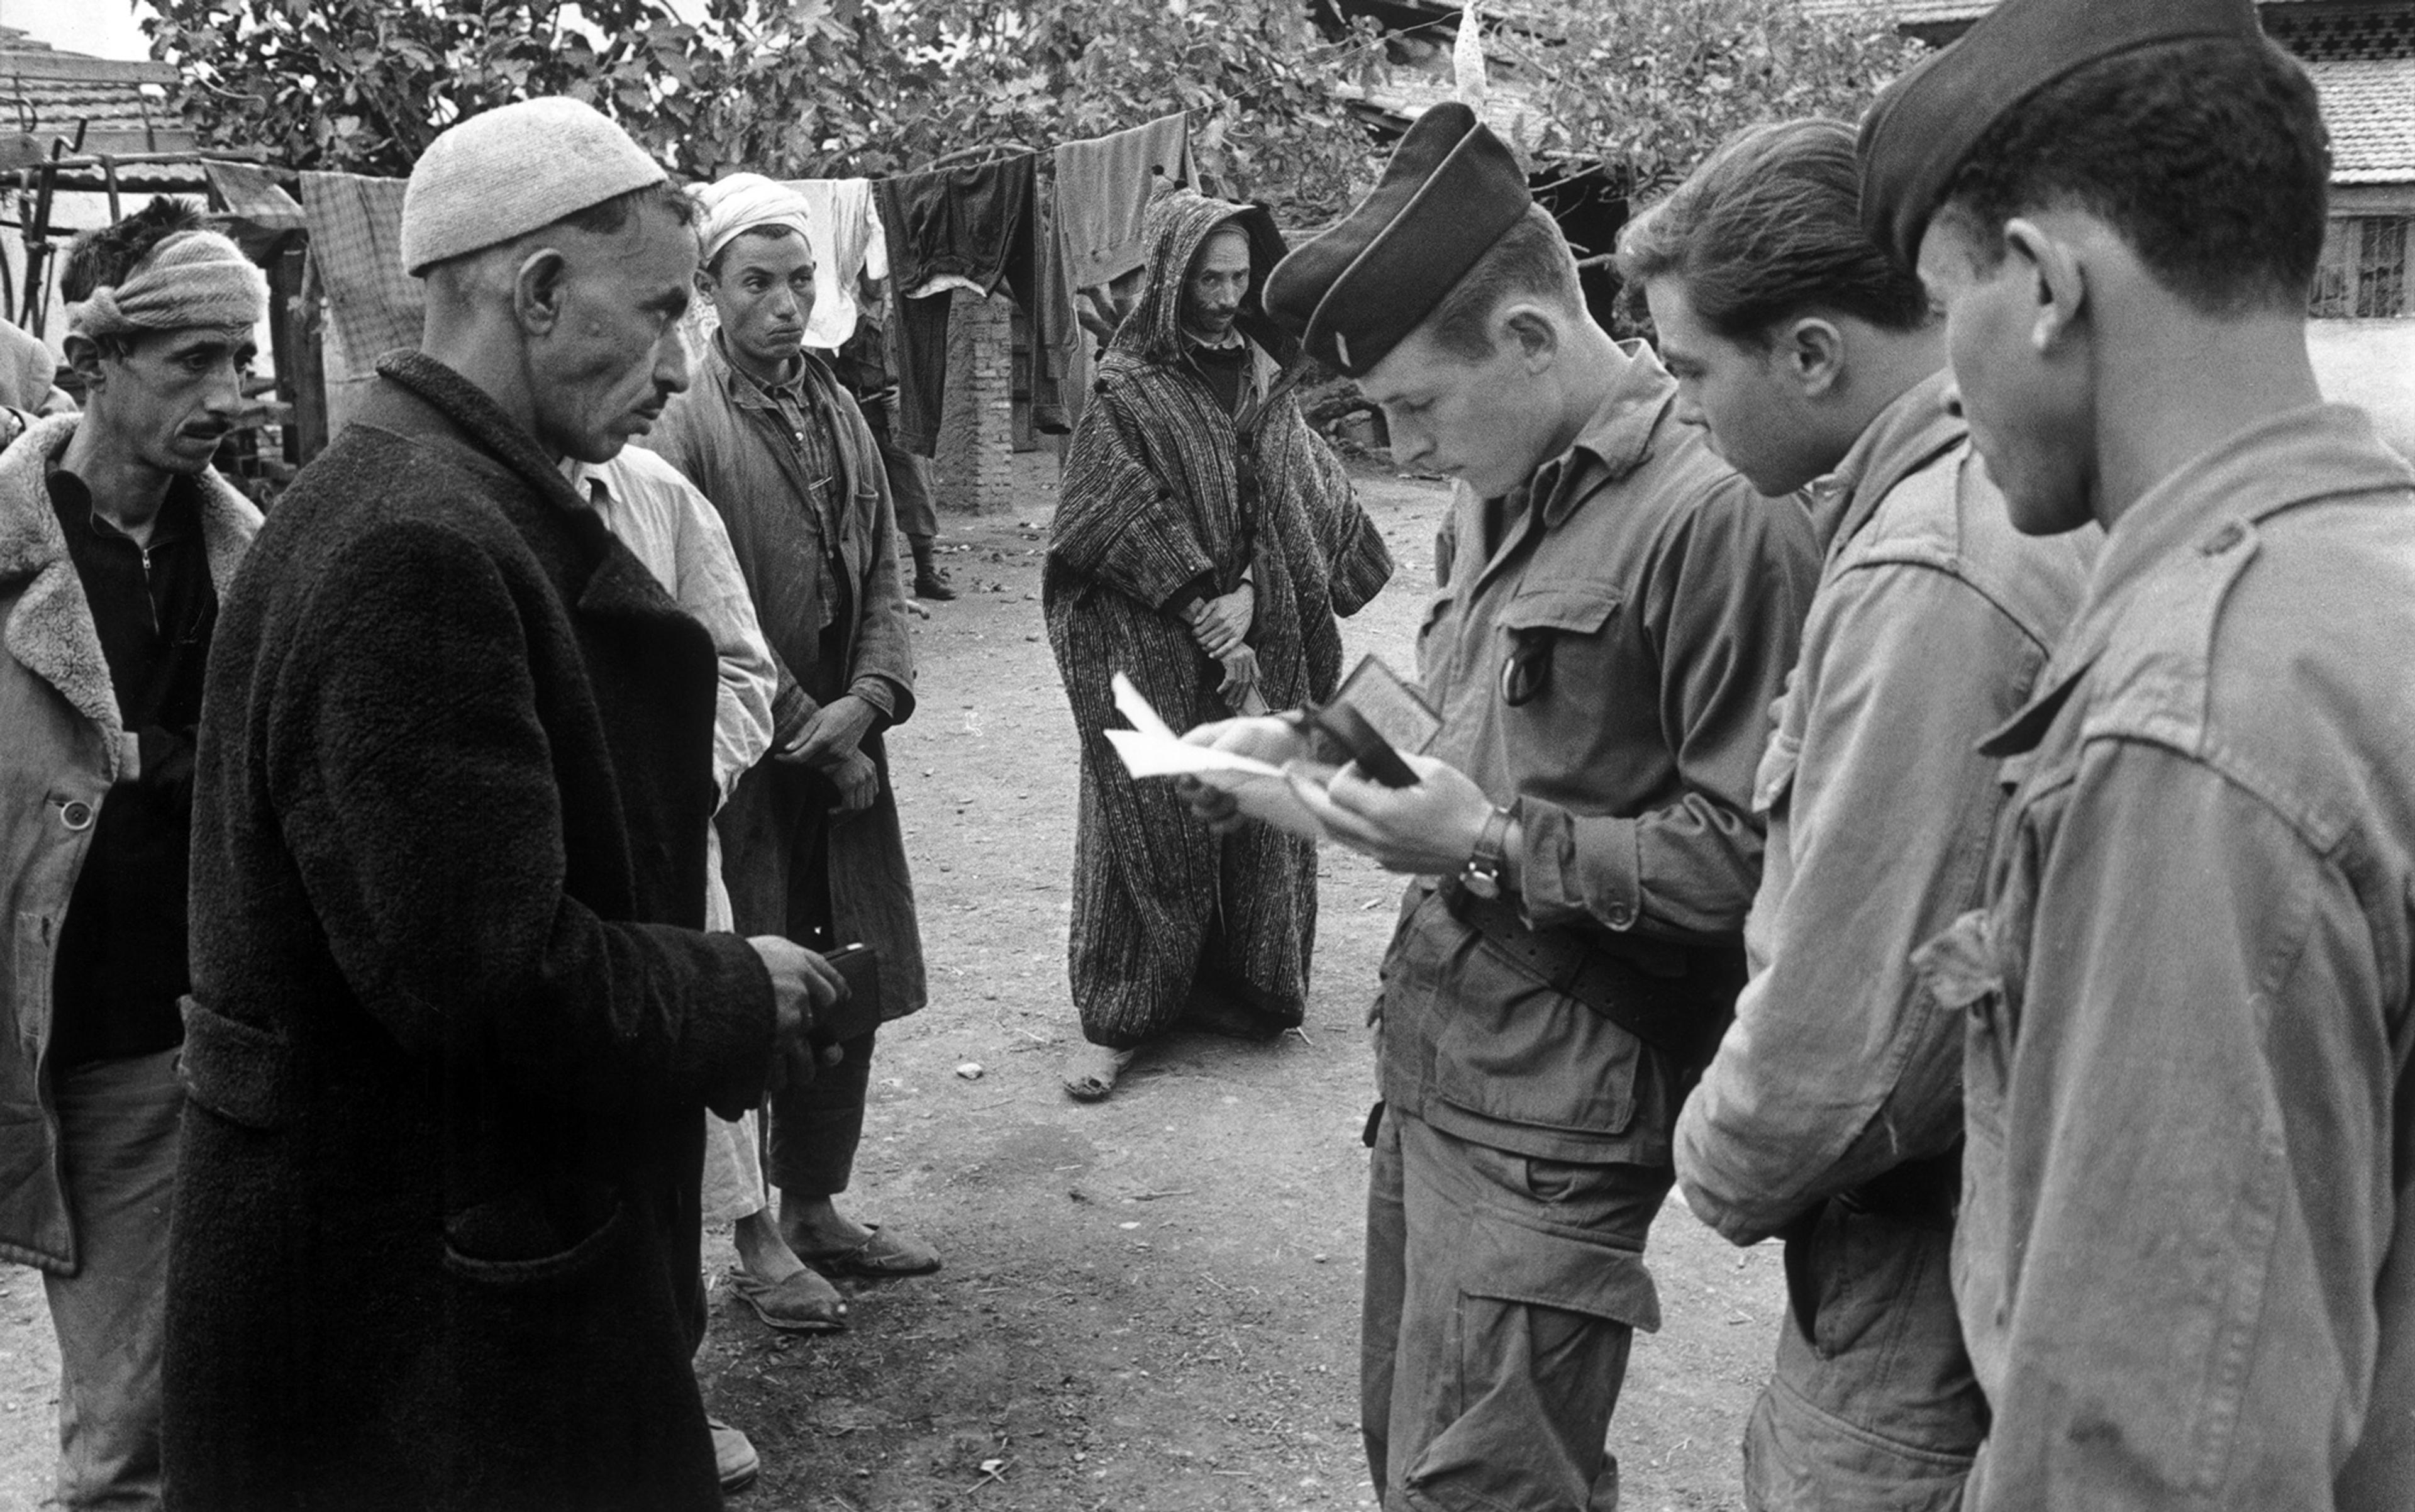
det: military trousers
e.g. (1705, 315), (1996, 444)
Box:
(1743, 1200), (1984, 1511)
(1363, 1106), (1669, 1512)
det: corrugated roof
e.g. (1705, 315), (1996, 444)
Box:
(2311, 55), (2415, 181)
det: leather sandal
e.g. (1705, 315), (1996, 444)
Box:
(726, 1267), (847, 1332)
(797, 1222), (942, 1279)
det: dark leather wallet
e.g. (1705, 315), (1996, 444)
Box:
(813, 943), (884, 1046)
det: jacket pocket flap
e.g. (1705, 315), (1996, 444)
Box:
(1753, 730), (1801, 814)
(1497, 585), (1623, 635)
(1910, 911), (2001, 1011)
(1462, 1213), (1661, 1330)
(178, 995), (302, 1131)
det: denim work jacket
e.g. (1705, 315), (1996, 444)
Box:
(1913, 404), (2415, 1510)
(1675, 372), (2092, 1243)
(1375, 342), (1821, 1169)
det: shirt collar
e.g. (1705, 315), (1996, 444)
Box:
(1980, 402), (2415, 757)
(714, 331), (811, 410)
(1803, 367), (1962, 556)
(1528, 339), (1679, 529)
(47, 463), (200, 548)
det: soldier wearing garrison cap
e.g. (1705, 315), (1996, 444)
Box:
(1860, 1), (2415, 1507)
(1191, 103), (1821, 1510)
(165, 97), (840, 1509)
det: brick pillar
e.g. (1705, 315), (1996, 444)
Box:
(931, 288), (1018, 514)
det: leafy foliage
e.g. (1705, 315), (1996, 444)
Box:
(142, 0), (1386, 220)
(1490, 0), (1921, 196)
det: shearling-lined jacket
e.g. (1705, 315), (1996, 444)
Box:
(0, 414), (257, 1273)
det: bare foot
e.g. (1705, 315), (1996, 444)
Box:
(777, 1192), (874, 1257)
(733, 1208), (808, 1285)
(1060, 1043), (1137, 1103)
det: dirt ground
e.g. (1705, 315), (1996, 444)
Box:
(0, 456), (1785, 1512)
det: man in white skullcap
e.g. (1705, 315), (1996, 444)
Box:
(163, 97), (842, 1511)
(648, 174), (941, 1333)
(0, 196), (262, 1512)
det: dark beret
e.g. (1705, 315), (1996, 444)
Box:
(1858, 0), (2263, 269)
(1263, 102), (1530, 377)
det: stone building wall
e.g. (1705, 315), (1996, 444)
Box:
(931, 288), (1021, 515)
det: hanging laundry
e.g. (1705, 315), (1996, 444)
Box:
(1051, 114), (1194, 291)
(298, 172), (420, 366)
(782, 177), (889, 352)
(299, 172), (423, 435)
(875, 153), (1061, 457)
(1043, 114), (1194, 435)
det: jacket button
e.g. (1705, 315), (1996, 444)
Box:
(2200, 521), (2245, 555)
(60, 800), (94, 831)
(1607, 905), (1633, 928)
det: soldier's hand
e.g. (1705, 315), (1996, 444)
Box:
(826, 750), (880, 813)
(1287, 754), (1497, 876)
(1180, 714), (1308, 765)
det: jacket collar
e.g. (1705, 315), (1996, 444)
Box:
(1, 414), (261, 756)
(1979, 402), (2415, 758)
(368, 351), (694, 631)
(1809, 368), (1964, 558)
(707, 333), (838, 417)
(1530, 340), (1680, 531)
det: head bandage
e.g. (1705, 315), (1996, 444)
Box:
(67, 229), (267, 342)
(694, 174), (814, 270)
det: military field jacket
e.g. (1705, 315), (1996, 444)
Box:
(1913, 404), (2415, 1511)
(1375, 342), (1821, 1167)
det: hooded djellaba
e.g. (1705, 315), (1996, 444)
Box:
(1045, 184), (1394, 1084)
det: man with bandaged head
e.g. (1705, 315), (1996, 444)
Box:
(163, 99), (840, 1510)
(0, 198), (260, 1511)
(646, 174), (939, 1331)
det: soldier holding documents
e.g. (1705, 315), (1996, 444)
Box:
(1190, 105), (1819, 1511)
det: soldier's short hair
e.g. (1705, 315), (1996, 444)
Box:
(1936, 37), (2329, 315)
(1616, 119), (1933, 343)
(1423, 204), (1585, 360)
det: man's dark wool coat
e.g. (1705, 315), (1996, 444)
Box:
(164, 352), (778, 1512)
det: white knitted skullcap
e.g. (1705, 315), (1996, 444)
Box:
(401, 97), (668, 277)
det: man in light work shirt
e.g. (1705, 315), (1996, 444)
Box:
(1862, 0), (2415, 1503)
(1620, 118), (2090, 1510)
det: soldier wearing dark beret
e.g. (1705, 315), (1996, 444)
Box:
(1185, 104), (1821, 1509)
(1860, 1), (2415, 1507)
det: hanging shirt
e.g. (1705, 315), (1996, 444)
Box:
(786, 177), (889, 353)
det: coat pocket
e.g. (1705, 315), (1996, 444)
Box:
(1430, 931), (1643, 1138)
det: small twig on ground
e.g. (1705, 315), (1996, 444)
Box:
(1284, 1025), (1316, 1047)
(1128, 1188), (1195, 1201)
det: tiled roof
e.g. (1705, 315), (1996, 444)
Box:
(2310, 55), (2415, 181)
(0, 23), (186, 153)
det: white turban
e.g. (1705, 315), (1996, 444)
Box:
(694, 173), (814, 270)
(66, 229), (267, 342)
(401, 97), (667, 276)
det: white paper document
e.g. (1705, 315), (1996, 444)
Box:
(1102, 672), (1334, 842)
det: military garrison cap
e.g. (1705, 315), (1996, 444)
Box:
(1858, 0), (2265, 269)
(1263, 102), (1530, 377)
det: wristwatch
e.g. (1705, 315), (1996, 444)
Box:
(1460, 805), (1513, 899)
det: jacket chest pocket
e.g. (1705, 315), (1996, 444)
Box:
(1492, 584), (1624, 721)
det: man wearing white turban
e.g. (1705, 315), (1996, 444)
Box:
(0, 196), (263, 1512)
(647, 173), (941, 1333)
(163, 99), (841, 1510)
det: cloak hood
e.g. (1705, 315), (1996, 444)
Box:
(1108, 184), (1296, 372)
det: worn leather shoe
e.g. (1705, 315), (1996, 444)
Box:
(710, 1417), (760, 1494)
(913, 567), (958, 601)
